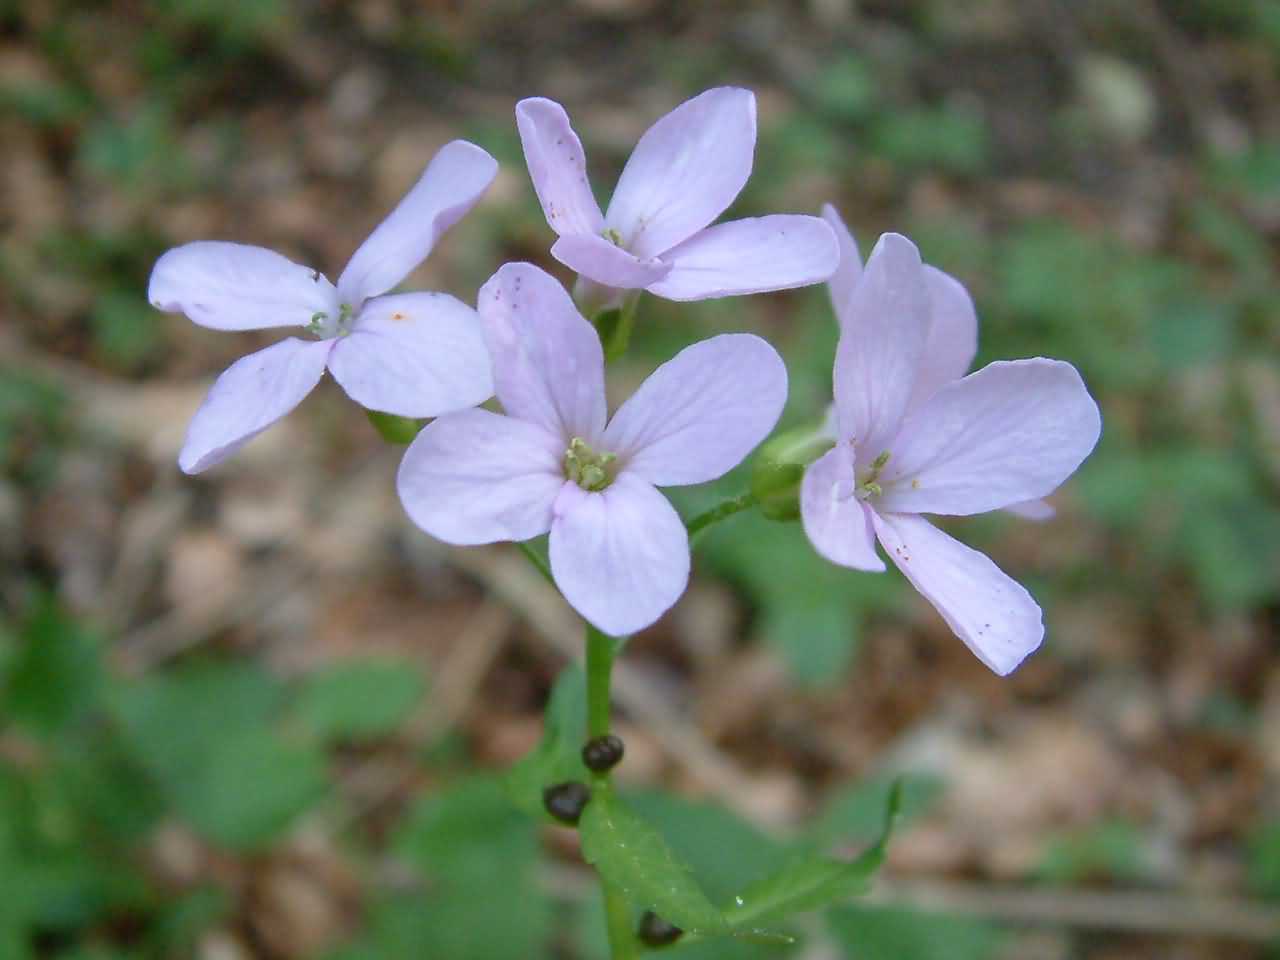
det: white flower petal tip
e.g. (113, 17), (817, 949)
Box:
(878, 358), (1102, 517)
(605, 86), (757, 259)
(872, 512), (1044, 676)
(832, 231), (931, 455)
(148, 242), (339, 332)
(476, 262), (607, 441)
(337, 139), (498, 304)
(604, 333), (788, 487)
(515, 97), (605, 238)
(647, 215), (840, 301)
(549, 476), (690, 637)
(178, 337), (332, 474)
(820, 203), (864, 322)
(1004, 498), (1056, 521)
(328, 292), (494, 418)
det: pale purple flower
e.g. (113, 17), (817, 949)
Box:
(397, 262), (788, 636)
(801, 231), (1101, 675)
(515, 88), (839, 306)
(149, 140), (499, 474)
(820, 204), (1055, 521)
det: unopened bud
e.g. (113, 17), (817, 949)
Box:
(750, 423), (833, 522)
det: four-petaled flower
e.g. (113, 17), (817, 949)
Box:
(819, 205), (1055, 522)
(800, 230), (1101, 675)
(516, 87), (839, 308)
(397, 262), (789, 636)
(149, 140), (499, 474)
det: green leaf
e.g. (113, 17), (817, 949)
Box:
(3, 598), (101, 734)
(382, 777), (551, 959)
(1248, 819), (1280, 900)
(505, 664), (589, 818)
(826, 905), (1002, 960)
(627, 792), (787, 904)
(579, 789), (727, 935)
(725, 779), (903, 928)
(174, 732), (326, 848)
(294, 658), (425, 741)
(112, 660), (325, 848)
(807, 774), (942, 850)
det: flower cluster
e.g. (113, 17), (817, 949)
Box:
(149, 86), (1101, 673)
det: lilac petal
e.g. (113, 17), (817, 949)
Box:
(397, 408), (565, 545)
(800, 446), (885, 571)
(548, 475), (690, 636)
(149, 242), (338, 332)
(820, 204), (864, 324)
(552, 234), (671, 290)
(605, 87), (756, 258)
(327, 292), (493, 418)
(832, 233), (930, 459)
(877, 359), (1102, 516)
(1005, 498), (1055, 521)
(477, 262), (606, 442)
(603, 334), (787, 486)
(516, 97), (605, 237)
(646, 215), (840, 301)
(178, 337), (331, 474)
(337, 140), (497, 304)
(905, 266), (980, 412)
(871, 511), (1043, 675)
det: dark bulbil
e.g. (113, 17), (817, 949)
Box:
(637, 911), (683, 946)
(542, 781), (591, 825)
(581, 733), (625, 772)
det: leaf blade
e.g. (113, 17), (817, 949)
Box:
(579, 790), (727, 935)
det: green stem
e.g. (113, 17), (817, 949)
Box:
(686, 491), (758, 544)
(584, 622), (636, 956)
(602, 879), (640, 959)
(605, 292), (641, 364)
(585, 624), (615, 739)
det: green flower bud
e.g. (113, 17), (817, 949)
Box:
(749, 423), (834, 522)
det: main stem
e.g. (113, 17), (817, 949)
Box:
(585, 624), (615, 739)
(584, 624), (637, 958)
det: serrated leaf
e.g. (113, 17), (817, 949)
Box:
(294, 658), (425, 741)
(725, 779), (903, 928)
(579, 789), (727, 935)
(505, 665), (589, 817)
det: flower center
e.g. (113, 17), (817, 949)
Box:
(307, 301), (356, 339)
(564, 437), (617, 492)
(854, 450), (891, 501)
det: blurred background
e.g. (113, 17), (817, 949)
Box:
(2, 0), (1279, 957)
